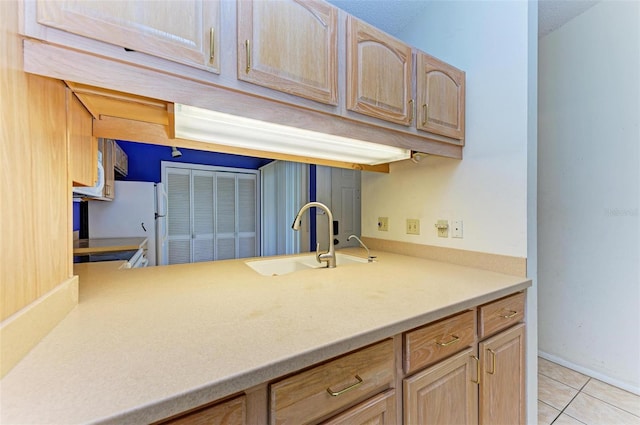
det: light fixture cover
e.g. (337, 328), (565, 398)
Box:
(174, 104), (410, 165)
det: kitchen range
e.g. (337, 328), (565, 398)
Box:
(73, 237), (149, 268)
(73, 180), (168, 267)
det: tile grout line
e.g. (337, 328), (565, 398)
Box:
(538, 371), (589, 391)
(549, 377), (591, 425)
(540, 359), (640, 424)
(576, 389), (640, 420)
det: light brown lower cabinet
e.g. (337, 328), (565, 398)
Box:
(158, 394), (246, 425)
(403, 347), (479, 425)
(155, 292), (527, 425)
(270, 339), (395, 425)
(322, 389), (396, 425)
(479, 324), (526, 425)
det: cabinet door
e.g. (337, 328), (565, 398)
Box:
(165, 169), (258, 264)
(237, 0), (338, 105)
(98, 138), (115, 200)
(403, 348), (478, 425)
(166, 168), (193, 265)
(479, 324), (526, 425)
(192, 170), (216, 263)
(346, 16), (413, 126)
(417, 52), (465, 141)
(160, 395), (246, 425)
(36, 0), (220, 73)
(322, 390), (396, 425)
(67, 90), (97, 187)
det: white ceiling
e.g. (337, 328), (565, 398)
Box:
(327, 0), (600, 39)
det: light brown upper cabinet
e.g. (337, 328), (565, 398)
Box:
(67, 90), (97, 187)
(36, 0), (220, 73)
(346, 16), (413, 126)
(417, 52), (465, 142)
(237, 0), (338, 105)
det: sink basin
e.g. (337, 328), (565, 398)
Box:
(245, 253), (369, 276)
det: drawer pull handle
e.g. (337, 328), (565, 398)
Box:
(488, 349), (497, 375)
(326, 375), (363, 397)
(209, 28), (215, 63)
(245, 40), (251, 73)
(436, 335), (460, 347)
(408, 99), (415, 124)
(500, 310), (518, 319)
(471, 355), (480, 384)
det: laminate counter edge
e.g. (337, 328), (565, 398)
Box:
(0, 276), (78, 378)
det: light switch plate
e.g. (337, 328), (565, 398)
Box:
(406, 219), (420, 235)
(436, 220), (449, 238)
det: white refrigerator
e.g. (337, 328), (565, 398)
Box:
(88, 181), (168, 266)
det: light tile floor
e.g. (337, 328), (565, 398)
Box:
(538, 357), (640, 425)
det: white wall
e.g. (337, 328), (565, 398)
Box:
(360, 1), (537, 420)
(538, 1), (640, 393)
(362, 0), (530, 258)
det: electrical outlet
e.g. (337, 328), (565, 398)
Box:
(452, 220), (463, 238)
(378, 217), (389, 231)
(406, 219), (420, 235)
(435, 220), (449, 237)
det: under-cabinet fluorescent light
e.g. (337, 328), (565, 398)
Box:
(174, 104), (410, 165)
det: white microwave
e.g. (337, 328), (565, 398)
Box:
(73, 151), (105, 198)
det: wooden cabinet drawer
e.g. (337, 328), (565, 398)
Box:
(404, 310), (476, 375)
(322, 389), (396, 425)
(270, 340), (395, 425)
(158, 395), (246, 425)
(478, 292), (525, 339)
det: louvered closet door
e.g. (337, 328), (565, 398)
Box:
(165, 165), (258, 264)
(215, 173), (258, 260)
(215, 173), (237, 260)
(167, 168), (192, 264)
(192, 170), (215, 262)
(237, 174), (257, 258)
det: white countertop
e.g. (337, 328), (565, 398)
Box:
(0, 249), (530, 424)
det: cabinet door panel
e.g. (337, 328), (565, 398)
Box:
(67, 90), (97, 187)
(160, 395), (246, 425)
(479, 324), (526, 425)
(417, 52), (465, 141)
(347, 16), (413, 126)
(403, 348), (478, 425)
(322, 390), (396, 425)
(238, 0), (338, 105)
(36, 0), (219, 72)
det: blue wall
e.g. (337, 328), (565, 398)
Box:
(73, 202), (81, 231)
(117, 141), (272, 183)
(72, 141), (272, 230)
(74, 140), (319, 251)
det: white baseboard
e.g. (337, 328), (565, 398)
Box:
(538, 350), (640, 396)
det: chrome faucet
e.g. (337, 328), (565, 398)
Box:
(291, 202), (336, 268)
(347, 235), (376, 262)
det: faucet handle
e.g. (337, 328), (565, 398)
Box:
(315, 242), (325, 264)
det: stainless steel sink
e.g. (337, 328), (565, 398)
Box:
(245, 253), (369, 276)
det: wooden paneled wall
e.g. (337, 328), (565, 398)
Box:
(1, 0), (71, 321)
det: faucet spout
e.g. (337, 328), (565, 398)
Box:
(347, 235), (376, 262)
(292, 202), (336, 268)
